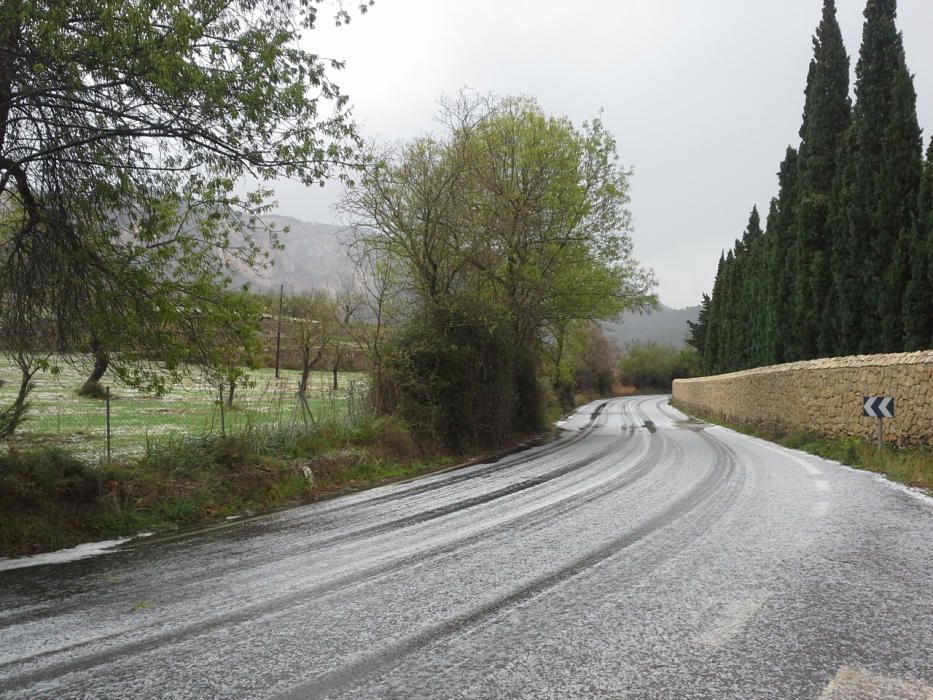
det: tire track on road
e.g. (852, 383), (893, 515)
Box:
(0, 409), (654, 688)
(0, 404), (616, 629)
(275, 427), (745, 700)
(0, 398), (715, 695)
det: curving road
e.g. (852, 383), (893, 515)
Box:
(1, 397), (932, 698)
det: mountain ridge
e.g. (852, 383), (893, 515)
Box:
(239, 215), (699, 347)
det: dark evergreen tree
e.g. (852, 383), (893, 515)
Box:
(686, 293), (711, 357)
(847, 0), (923, 353)
(738, 207), (765, 369)
(761, 196), (783, 364)
(792, 0), (851, 358)
(766, 148), (800, 362)
(744, 208), (772, 367)
(719, 249), (738, 371)
(828, 127), (862, 356)
(902, 138), (933, 350)
(700, 0), (928, 373)
(704, 253), (726, 374)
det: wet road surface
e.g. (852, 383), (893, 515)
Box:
(1, 397), (932, 698)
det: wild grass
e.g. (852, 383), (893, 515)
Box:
(671, 400), (933, 492)
(0, 412), (451, 557)
(0, 356), (465, 557)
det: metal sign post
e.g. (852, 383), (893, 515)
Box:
(863, 396), (894, 447)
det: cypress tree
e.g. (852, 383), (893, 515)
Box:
(766, 148), (800, 362)
(762, 196), (782, 365)
(739, 207), (764, 368)
(902, 138), (933, 350)
(704, 253), (726, 374)
(701, 209), (765, 374)
(720, 249), (738, 371)
(848, 0), (923, 353)
(686, 292), (711, 357)
(829, 127), (862, 356)
(793, 0), (851, 359)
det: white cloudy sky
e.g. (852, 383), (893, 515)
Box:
(271, 0), (933, 308)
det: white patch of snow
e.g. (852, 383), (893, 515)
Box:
(0, 537), (131, 572)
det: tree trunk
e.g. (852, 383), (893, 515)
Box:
(226, 380), (236, 408)
(0, 366), (36, 440)
(298, 364), (310, 397)
(78, 351), (109, 397)
(332, 352), (342, 391)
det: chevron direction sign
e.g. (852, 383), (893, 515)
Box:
(863, 396), (895, 419)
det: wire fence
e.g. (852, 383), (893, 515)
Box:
(0, 361), (372, 462)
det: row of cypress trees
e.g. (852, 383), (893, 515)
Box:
(688, 0), (932, 375)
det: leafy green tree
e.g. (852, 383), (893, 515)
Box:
(541, 318), (589, 408)
(195, 291), (265, 409)
(0, 0), (367, 433)
(280, 292), (338, 399)
(344, 93), (655, 447)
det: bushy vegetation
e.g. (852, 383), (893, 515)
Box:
(618, 343), (701, 392)
(0, 414), (450, 557)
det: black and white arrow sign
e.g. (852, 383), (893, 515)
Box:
(863, 396), (895, 418)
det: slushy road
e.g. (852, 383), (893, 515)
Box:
(1, 397), (932, 698)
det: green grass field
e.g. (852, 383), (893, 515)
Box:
(0, 357), (368, 460)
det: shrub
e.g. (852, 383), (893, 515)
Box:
(378, 300), (523, 452)
(618, 343), (701, 392)
(0, 447), (101, 507)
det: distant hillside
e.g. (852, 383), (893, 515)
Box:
(231, 217), (700, 352)
(232, 215), (354, 293)
(603, 305), (700, 349)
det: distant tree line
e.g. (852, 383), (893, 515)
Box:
(688, 0), (932, 374)
(617, 343), (700, 393)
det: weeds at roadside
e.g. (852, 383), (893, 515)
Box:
(0, 412), (456, 557)
(671, 400), (933, 492)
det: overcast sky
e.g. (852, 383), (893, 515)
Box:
(271, 0), (933, 309)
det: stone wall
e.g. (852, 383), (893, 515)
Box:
(672, 351), (933, 445)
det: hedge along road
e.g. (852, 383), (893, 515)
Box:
(0, 397), (931, 699)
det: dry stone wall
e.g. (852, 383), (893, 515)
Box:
(672, 351), (933, 446)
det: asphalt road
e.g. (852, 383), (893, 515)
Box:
(1, 397), (932, 699)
